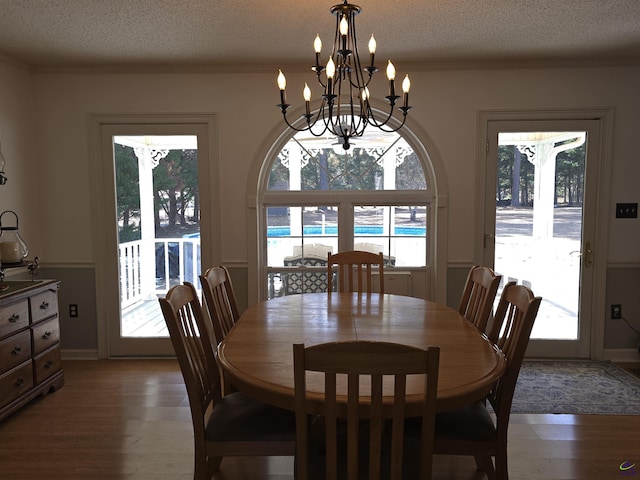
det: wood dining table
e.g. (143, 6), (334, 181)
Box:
(216, 292), (506, 416)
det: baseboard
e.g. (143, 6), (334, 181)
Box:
(61, 349), (99, 360)
(603, 348), (640, 363)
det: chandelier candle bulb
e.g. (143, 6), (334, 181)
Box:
(362, 87), (370, 112)
(386, 61), (396, 97)
(340, 16), (349, 51)
(326, 58), (336, 95)
(402, 75), (411, 108)
(368, 35), (376, 67)
(277, 70), (287, 105)
(303, 83), (311, 116)
(314, 35), (322, 67)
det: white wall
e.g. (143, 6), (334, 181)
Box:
(32, 65), (640, 265)
(0, 60), (39, 253)
(1, 61), (639, 352)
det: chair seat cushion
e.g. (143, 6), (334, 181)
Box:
(206, 391), (296, 442)
(435, 401), (496, 441)
(405, 401), (496, 443)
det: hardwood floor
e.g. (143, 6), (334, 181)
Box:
(1, 359), (639, 480)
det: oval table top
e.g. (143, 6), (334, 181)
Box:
(217, 292), (505, 415)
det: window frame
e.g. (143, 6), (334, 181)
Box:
(262, 188), (434, 299)
(248, 111), (449, 305)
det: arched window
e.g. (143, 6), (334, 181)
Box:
(257, 126), (441, 300)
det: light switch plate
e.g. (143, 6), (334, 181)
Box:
(616, 203), (638, 218)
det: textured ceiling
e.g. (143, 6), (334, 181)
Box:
(1, 0), (640, 70)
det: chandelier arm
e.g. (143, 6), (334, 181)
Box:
(316, 72), (327, 89)
(365, 107), (394, 128)
(280, 105), (326, 134)
(279, 113), (314, 133)
(368, 112), (408, 133)
(321, 99), (340, 138)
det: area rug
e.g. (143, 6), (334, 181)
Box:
(510, 361), (640, 415)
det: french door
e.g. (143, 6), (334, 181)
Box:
(484, 118), (604, 358)
(91, 117), (216, 358)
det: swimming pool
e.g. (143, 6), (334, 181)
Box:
(267, 225), (426, 237)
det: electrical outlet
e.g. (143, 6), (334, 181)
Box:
(611, 304), (622, 320)
(69, 304), (78, 318)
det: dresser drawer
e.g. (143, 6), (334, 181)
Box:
(30, 290), (58, 323)
(0, 299), (29, 339)
(0, 330), (32, 372)
(32, 317), (60, 355)
(0, 361), (34, 408)
(33, 345), (61, 384)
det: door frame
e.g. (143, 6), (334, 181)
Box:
(89, 114), (220, 358)
(476, 109), (614, 359)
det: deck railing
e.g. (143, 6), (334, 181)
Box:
(119, 237), (201, 309)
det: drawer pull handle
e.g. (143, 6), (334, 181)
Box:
(11, 346), (22, 355)
(44, 360), (53, 369)
(39, 301), (50, 310)
(42, 331), (52, 340)
(8, 314), (21, 323)
(14, 378), (24, 387)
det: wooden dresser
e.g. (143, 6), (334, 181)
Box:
(0, 279), (64, 421)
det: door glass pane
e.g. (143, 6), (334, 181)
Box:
(115, 135), (200, 338)
(495, 132), (586, 340)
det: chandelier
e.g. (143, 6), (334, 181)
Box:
(277, 1), (412, 150)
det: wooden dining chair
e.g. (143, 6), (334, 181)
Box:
(294, 341), (440, 480)
(198, 265), (240, 345)
(407, 283), (541, 480)
(159, 283), (296, 480)
(327, 250), (385, 294)
(458, 265), (502, 341)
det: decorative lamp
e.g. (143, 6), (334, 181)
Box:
(277, 1), (412, 150)
(0, 210), (28, 264)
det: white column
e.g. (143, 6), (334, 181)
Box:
(532, 141), (556, 240)
(524, 133), (586, 240)
(134, 147), (168, 299)
(288, 143), (303, 236)
(381, 147), (397, 236)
